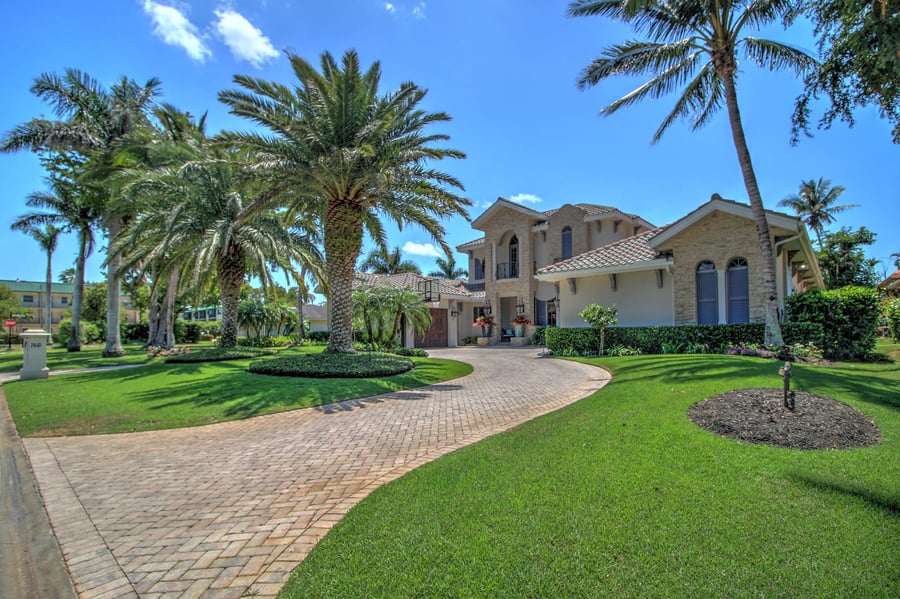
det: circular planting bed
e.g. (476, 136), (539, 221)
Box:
(164, 347), (277, 363)
(688, 388), (881, 450)
(248, 352), (414, 378)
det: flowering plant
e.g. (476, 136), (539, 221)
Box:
(473, 314), (495, 327)
(511, 314), (532, 325)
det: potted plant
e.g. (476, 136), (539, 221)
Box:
(510, 314), (531, 337)
(473, 314), (495, 337)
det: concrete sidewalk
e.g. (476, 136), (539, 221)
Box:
(12, 347), (609, 598)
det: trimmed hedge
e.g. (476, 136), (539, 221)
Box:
(545, 322), (824, 356)
(248, 352), (414, 378)
(164, 347), (277, 363)
(57, 318), (103, 346)
(237, 335), (293, 348)
(786, 286), (880, 359)
(886, 298), (900, 342)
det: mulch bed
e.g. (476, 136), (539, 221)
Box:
(688, 388), (881, 450)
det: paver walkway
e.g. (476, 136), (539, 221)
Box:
(23, 347), (609, 598)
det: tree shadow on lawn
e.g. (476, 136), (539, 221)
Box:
(788, 471), (900, 516)
(314, 383), (465, 414)
(596, 355), (899, 412)
(127, 360), (458, 420)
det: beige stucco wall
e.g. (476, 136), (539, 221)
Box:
(557, 269), (674, 328)
(655, 211), (794, 325)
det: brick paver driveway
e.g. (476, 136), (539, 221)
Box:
(24, 347), (609, 598)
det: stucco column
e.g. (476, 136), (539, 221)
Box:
(20, 328), (52, 380)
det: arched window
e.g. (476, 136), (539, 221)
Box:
(561, 226), (572, 260)
(727, 257), (750, 323)
(696, 261), (718, 324)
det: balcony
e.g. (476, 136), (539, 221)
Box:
(495, 262), (519, 280)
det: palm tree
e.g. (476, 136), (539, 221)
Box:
(428, 254), (467, 279)
(892, 252), (900, 271)
(568, 0), (816, 346)
(360, 247), (423, 275)
(10, 174), (99, 351)
(218, 49), (470, 353)
(117, 153), (323, 348)
(2, 68), (161, 357)
(12, 223), (61, 330)
(58, 268), (75, 284)
(778, 178), (858, 247)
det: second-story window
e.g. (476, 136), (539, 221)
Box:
(561, 226), (572, 260)
(509, 235), (518, 270)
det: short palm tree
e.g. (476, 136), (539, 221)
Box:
(360, 247), (422, 275)
(2, 68), (161, 357)
(12, 223), (61, 330)
(568, 0), (816, 346)
(218, 50), (470, 353)
(428, 254), (468, 279)
(778, 178), (858, 247)
(117, 154), (322, 348)
(11, 174), (99, 351)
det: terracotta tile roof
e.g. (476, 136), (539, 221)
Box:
(540, 203), (642, 221)
(353, 272), (482, 298)
(456, 237), (485, 250)
(536, 228), (666, 275)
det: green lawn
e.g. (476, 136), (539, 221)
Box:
(3, 348), (472, 436)
(280, 341), (900, 598)
(0, 342), (166, 373)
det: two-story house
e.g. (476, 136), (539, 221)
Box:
(455, 194), (823, 344)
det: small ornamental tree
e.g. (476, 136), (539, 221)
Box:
(579, 303), (618, 356)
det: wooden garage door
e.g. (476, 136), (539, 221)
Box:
(414, 308), (448, 347)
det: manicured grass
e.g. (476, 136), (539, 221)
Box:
(0, 342), (183, 373)
(4, 349), (472, 436)
(279, 341), (899, 598)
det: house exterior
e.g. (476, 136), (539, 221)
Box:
(0, 279), (140, 336)
(878, 271), (900, 298)
(456, 194), (823, 343)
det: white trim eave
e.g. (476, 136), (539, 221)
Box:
(532, 222), (549, 232)
(455, 238), (485, 251)
(535, 258), (673, 282)
(472, 197), (546, 229)
(649, 197), (799, 248)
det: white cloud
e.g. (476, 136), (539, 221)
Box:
(214, 8), (279, 68)
(402, 241), (442, 258)
(411, 1), (426, 18)
(143, 1), (211, 62)
(384, 2), (396, 14)
(509, 193), (543, 205)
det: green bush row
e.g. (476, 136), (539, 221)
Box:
(545, 322), (823, 356)
(886, 298), (900, 342)
(164, 347), (277, 363)
(248, 352), (414, 378)
(237, 335), (293, 348)
(785, 286), (881, 359)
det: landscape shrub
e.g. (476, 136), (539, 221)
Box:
(179, 321), (202, 343)
(200, 321), (221, 337)
(544, 322), (823, 356)
(393, 347), (428, 357)
(306, 331), (330, 343)
(530, 326), (547, 346)
(885, 298), (900, 342)
(164, 347), (276, 363)
(123, 322), (149, 342)
(56, 318), (102, 346)
(237, 335), (293, 348)
(249, 352), (414, 378)
(786, 286), (880, 359)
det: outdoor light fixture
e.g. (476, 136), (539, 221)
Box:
(450, 307), (459, 318)
(484, 298), (492, 313)
(516, 297), (526, 314)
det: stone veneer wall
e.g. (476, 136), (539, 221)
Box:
(660, 211), (792, 325)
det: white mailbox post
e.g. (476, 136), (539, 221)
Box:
(20, 329), (52, 380)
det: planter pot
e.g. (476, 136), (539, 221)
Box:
(480, 325), (493, 338)
(514, 324), (525, 337)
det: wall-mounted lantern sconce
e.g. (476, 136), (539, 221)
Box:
(516, 297), (526, 314)
(450, 308), (459, 318)
(483, 298), (492, 313)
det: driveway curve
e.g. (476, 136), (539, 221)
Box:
(24, 347), (609, 598)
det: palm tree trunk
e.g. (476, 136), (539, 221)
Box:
(218, 245), (245, 348)
(45, 252), (53, 332)
(103, 217), (126, 357)
(146, 273), (161, 348)
(324, 202), (363, 353)
(68, 232), (88, 352)
(164, 268), (179, 348)
(720, 70), (784, 347)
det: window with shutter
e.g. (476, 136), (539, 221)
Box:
(696, 261), (718, 324)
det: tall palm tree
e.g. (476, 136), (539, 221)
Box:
(778, 178), (858, 247)
(2, 68), (161, 357)
(12, 223), (61, 330)
(218, 49), (470, 353)
(428, 254), (468, 279)
(360, 247), (423, 275)
(11, 174), (99, 351)
(117, 154), (323, 348)
(568, 0), (816, 346)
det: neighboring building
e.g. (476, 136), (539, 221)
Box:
(456, 194), (823, 344)
(878, 271), (900, 298)
(180, 304), (330, 333)
(0, 279), (140, 336)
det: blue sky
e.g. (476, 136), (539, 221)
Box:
(1, 0), (897, 287)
